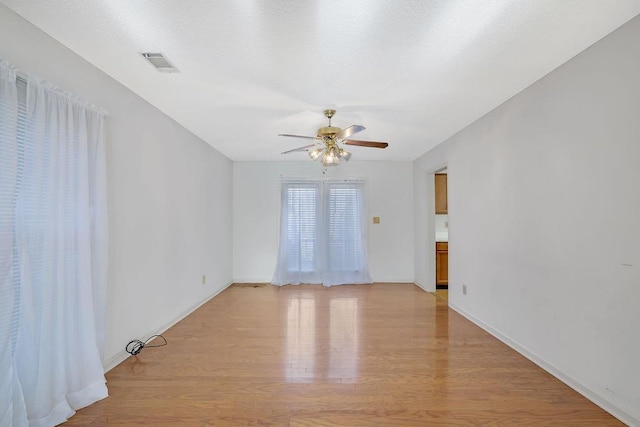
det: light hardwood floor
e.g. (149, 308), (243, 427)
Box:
(67, 283), (621, 426)
(434, 289), (448, 302)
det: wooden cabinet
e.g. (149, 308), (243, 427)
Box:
(436, 242), (448, 287)
(435, 173), (448, 214)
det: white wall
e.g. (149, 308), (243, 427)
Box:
(412, 165), (430, 290)
(234, 161), (414, 283)
(0, 5), (234, 367)
(415, 15), (640, 425)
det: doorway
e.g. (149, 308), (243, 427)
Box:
(434, 168), (448, 297)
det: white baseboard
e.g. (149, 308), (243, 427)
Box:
(413, 281), (432, 293)
(233, 280), (418, 285)
(448, 302), (639, 427)
(102, 281), (234, 373)
(232, 279), (272, 284)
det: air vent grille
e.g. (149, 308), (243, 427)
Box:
(140, 52), (179, 73)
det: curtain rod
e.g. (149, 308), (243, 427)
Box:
(14, 71), (109, 116)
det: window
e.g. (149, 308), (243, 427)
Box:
(0, 61), (108, 425)
(285, 184), (320, 273)
(327, 183), (366, 273)
(9, 77), (25, 351)
(272, 180), (372, 286)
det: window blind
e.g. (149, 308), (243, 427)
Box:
(285, 184), (319, 273)
(327, 183), (365, 272)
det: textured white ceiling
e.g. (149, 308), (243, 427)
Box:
(2, 0), (639, 161)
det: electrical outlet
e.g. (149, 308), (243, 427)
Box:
(202, 274), (206, 285)
(462, 284), (467, 295)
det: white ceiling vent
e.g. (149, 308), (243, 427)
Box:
(140, 52), (179, 73)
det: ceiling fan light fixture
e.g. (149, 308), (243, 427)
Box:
(279, 109), (388, 165)
(321, 148), (340, 166)
(309, 148), (323, 160)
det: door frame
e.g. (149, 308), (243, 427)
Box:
(426, 165), (448, 293)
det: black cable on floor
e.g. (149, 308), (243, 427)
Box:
(125, 335), (167, 356)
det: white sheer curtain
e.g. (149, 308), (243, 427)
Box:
(0, 60), (21, 427)
(323, 181), (371, 286)
(272, 181), (322, 285)
(0, 59), (108, 427)
(272, 179), (372, 287)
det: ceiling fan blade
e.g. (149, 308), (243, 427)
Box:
(279, 133), (318, 140)
(343, 139), (389, 149)
(281, 143), (317, 154)
(335, 125), (365, 140)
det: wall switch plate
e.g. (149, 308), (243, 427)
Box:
(462, 284), (467, 295)
(202, 274), (206, 285)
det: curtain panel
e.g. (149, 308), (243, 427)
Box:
(0, 59), (21, 427)
(0, 59), (108, 427)
(272, 179), (372, 287)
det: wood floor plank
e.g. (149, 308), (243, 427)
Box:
(65, 283), (622, 425)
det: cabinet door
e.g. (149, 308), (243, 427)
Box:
(435, 174), (448, 214)
(436, 242), (448, 286)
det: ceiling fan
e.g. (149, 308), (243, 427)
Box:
(279, 109), (389, 166)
